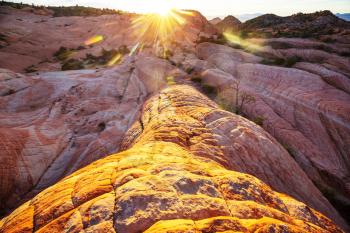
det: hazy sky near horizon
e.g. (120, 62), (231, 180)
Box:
(11, 0), (350, 18)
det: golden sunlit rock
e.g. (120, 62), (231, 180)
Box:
(0, 3), (350, 233)
(0, 85), (344, 232)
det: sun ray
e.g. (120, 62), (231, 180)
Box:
(130, 9), (193, 56)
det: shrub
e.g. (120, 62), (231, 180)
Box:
(196, 35), (226, 45)
(185, 67), (195, 74)
(253, 116), (265, 126)
(260, 56), (301, 67)
(215, 96), (235, 112)
(62, 59), (83, 70)
(24, 65), (38, 73)
(260, 57), (285, 66)
(284, 56), (301, 67)
(169, 60), (177, 66)
(50, 5), (122, 17)
(0, 1), (124, 16)
(176, 63), (183, 69)
(163, 49), (173, 60)
(202, 84), (217, 96)
(84, 53), (98, 64)
(81, 46), (129, 67)
(99, 48), (118, 64)
(239, 30), (248, 39)
(54, 46), (72, 61)
(190, 76), (202, 83)
(118, 45), (130, 55)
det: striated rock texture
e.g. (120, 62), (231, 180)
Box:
(0, 85), (345, 232)
(0, 62), (147, 212)
(195, 42), (350, 223)
(0, 6), (215, 73)
(0, 55), (186, 214)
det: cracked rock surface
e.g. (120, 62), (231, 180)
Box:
(195, 42), (350, 222)
(0, 85), (346, 232)
(0, 55), (186, 213)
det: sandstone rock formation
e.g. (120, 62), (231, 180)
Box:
(209, 17), (222, 25)
(0, 62), (146, 213)
(0, 7), (215, 73)
(1, 4), (350, 232)
(0, 55), (186, 215)
(240, 10), (350, 37)
(195, 42), (350, 224)
(214, 15), (241, 33)
(0, 85), (345, 232)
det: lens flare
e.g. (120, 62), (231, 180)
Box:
(129, 42), (140, 56)
(84, 35), (104, 46)
(107, 53), (122, 66)
(130, 9), (193, 55)
(223, 31), (262, 52)
(131, 10), (184, 44)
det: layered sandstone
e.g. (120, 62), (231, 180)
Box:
(0, 85), (345, 232)
(0, 5), (349, 232)
(0, 55), (187, 214)
(195, 42), (350, 220)
(0, 7), (215, 73)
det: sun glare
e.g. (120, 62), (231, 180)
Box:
(150, 2), (173, 16)
(131, 9), (190, 50)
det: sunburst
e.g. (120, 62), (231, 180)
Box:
(130, 9), (193, 56)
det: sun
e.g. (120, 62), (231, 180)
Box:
(151, 2), (174, 16)
(130, 5), (194, 57)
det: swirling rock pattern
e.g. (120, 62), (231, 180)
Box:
(0, 85), (345, 232)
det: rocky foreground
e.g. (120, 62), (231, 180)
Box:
(0, 4), (350, 233)
(0, 85), (346, 232)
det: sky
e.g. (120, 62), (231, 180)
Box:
(10, 0), (350, 18)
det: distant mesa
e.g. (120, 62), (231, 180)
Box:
(209, 10), (349, 38)
(240, 10), (350, 38)
(235, 13), (263, 22)
(214, 15), (241, 33)
(209, 17), (222, 25)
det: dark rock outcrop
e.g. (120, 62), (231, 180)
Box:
(241, 11), (350, 37)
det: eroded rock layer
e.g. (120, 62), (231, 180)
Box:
(0, 85), (345, 232)
(0, 54), (190, 214)
(195, 42), (350, 214)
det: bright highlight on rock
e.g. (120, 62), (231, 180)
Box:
(84, 35), (104, 46)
